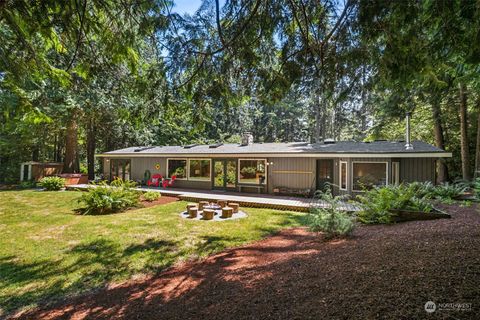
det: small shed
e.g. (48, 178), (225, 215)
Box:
(20, 162), (63, 182)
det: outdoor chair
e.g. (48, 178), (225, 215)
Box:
(147, 174), (163, 187)
(162, 175), (177, 188)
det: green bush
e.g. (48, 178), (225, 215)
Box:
(143, 191), (160, 202)
(39, 176), (65, 191)
(357, 184), (433, 224)
(19, 180), (37, 189)
(431, 182), (467, 201)
(78, 180), (140, 215)
(307, 188), (355, 238)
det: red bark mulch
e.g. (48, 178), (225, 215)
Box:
(139, 196), (179, 208)
(11, 204), (480, 320)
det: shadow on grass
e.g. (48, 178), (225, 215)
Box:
(0, 237), (181, 316)
(0, 210), (307, 317)
(0, 232), (274, 315)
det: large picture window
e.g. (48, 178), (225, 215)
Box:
(339, 161), (347, 190)
(167, 159), (187, 179)
(188, 159), (211, 181)
(239, 159), (266, 184)
(352, 162), (387, 191)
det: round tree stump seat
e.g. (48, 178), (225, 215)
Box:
(228, 203), (239, 213)
(188, 207), (198, 218)
(221, 207), (233, 218)
(203, 209), (215, 220)
(198, 201), (209, 211)
(186, 203), (197, 211)
(217, 200), (227, 208)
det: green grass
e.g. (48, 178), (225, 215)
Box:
(0, 190), (304, 316)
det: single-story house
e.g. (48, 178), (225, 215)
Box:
(96, 133), (452, 196)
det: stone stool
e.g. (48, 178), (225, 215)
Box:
(228, 202), (239, 213)
(198, 201), (209, 211)
(217, 200), (227, 208)
(203, 209), (215, 220)
(221, 207), (233, 218)
(188, 207), (198, 218)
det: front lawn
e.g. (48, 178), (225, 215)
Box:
(0, 190), (304, 316)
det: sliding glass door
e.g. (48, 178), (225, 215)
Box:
(110, 159), (131, 181)
(213, 159), (237, 190)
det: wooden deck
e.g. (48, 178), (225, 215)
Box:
(67, 184), (360, 212)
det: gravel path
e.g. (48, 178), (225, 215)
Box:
(12, 204), (480, 320)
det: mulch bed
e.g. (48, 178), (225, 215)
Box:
(139, 196), (179, 208)
(11, 204), (480, 320)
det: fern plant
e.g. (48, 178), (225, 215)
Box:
(307, 187), (355, 238)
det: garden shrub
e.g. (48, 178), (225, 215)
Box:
(307, 188), (355, 238)
(357, 184), (433, 224)
(431, 182), (467, 201)
(39, 176), (65, 191)
(78, 179), (140, 214)
(143, 191), (160, 202)
(19, 180), (37, 189)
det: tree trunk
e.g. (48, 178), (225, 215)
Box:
(63, 110), (79, 173)
(32, 147), (39, 162)
(475, 96), (480, 178)
(431, 98), (448, 183)
(314, 98), (322, 143)
(459, 83), (471, 181)
(86, 117), (96, 180)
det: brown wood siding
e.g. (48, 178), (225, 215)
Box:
(398, 158), (436, 183)
(267, 157), (316, 193)
(100, 156), (436, 195)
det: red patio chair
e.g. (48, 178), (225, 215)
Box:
(147, 174), (163, 187)
(162, 175), (177, 188)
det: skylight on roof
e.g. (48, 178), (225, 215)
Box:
(133, 146), (155, 152)
(209, 142), (223, 148)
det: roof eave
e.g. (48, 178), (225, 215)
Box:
(96, 152), (452, 158)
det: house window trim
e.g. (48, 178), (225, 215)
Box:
(351, 161), (389, 192)
(238, 158), (268, 185)
(339, 161), (348, 191)
(110, 158), (132, 181)
(166, 158), (188, 180)
(392, 161), (400, 185)
(187, 158), (212, 181)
